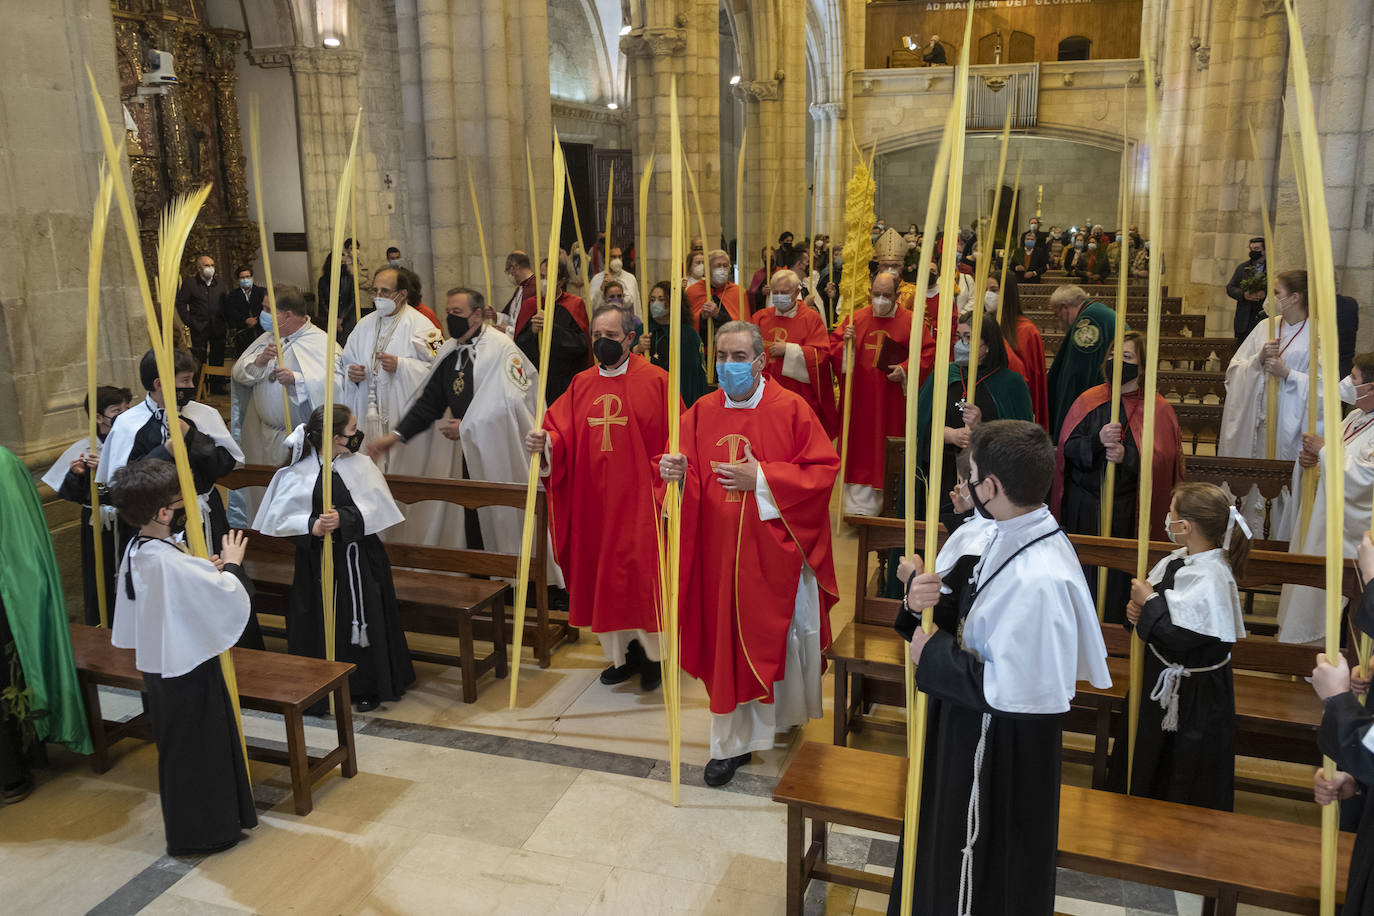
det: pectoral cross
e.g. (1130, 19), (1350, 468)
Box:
(864, 330), (891, 369)
(710, 433), (752, 503)
(587, 393), (627, 451)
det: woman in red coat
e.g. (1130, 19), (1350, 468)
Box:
(987, 272), (1049, 430)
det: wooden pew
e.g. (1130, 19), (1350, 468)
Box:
(773, 741), (1350, 916)
(1043, 333), (1237, 370)
(222, 465), (575, 672)
(70, 624), (358, 816)
(1025, 310), (1206, 338)
(1156, 369), (1227, 402)
(1184, 454), (1296, 541)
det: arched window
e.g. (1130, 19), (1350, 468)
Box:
(1058, 36), (1092, 61)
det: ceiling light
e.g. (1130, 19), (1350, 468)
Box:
(619, 24), (632, 36)
(729, 74), (741, 85)
(322, 36), (341, 48)
(607, 102), (619, 110)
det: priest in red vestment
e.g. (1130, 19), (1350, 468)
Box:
(528, 305), (670, 689)
(660, 321), (839, 788)
(750, 269), (840, 439)
(830, 271), (936, 516)
(686, 249), (743, 332)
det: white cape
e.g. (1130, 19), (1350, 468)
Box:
(111, 538), (249, 677)
(934, 512), (996, 578)
(1276, 409), (1374, 644)
(962, 506), (1112, 714)
(1145, 547), (1246, 643)
(96, 396), (245, 486)
(253, 450), (404, 537)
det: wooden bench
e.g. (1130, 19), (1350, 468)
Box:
(1184, 454), (1296, 541)
(1025, 310), (1206, 338)
(70, 624), (357, 817)
(1043, 333), (1236, 370)
(773, 741), (1351, 916)
(224, 465), (574, 671)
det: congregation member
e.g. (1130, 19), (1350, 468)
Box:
(398, 267), (443, 330)
(1046, 284), (1117, 440)
(1219, 269), (1321, 538)
(527, 304), (670, 691)
(888, 420), (1111, 916)
(686, 249), (744, 332)
(1110, 482), (1248, 809)
(317, 239), (361, 343)
(1106, 230), (1131, 278)
(98, 349), (246, 566)
(384, 245), (403, 269)
(913, 312), (1034, 520)
(645, 281), (707, 406)
(1225, 237), (1269, 342)
(0, 446), (92, 803)
(1275, 353), (1374, 644)
(221, 265), (266, 356)
(589, 244), (640, 313)
(986, 274), (1048, 429)
(659, 321), (839, 788)
(1052, 330), (1184, 620)
(106, 458), (257, 855)
(1062, 232), (1089, 273)
(1047, 226), (1066, 265)
(256, 405), (413, 713)
(751, 269), (839, 438)
(516, 259), (591, 405)
(1009, 230), (1049, 283)
(174, 253), (227, 391)
(498, 251), (539, 335)
(230, 284), (332, 521)
(42, 385), (131, 626)
(830, 270), (933, 516)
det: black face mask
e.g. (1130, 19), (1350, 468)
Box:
(174, 386), (195, 408)
(928, 272), (939, 289)
(447, 313), (477, 342)
(167, 505), (188, 536)
(593, 336), (625, 368)
(1249, 250), (1263, 261)
(344, 430), (365, 453)
(968, 476), (994, 520)
(1103, 361), (1140, 385)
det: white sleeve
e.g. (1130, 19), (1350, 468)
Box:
(780, 342), (811, 383)
(755, 466), (780, 521)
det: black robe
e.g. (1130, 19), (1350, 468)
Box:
(1320, 691), (1374, 914)
(1060, 398), (1138, 623)
(56, 456), (119, 628)
(1105, 557), (1236, 809)
(142, 563), (258, 856)
(888, 554), (1062, 916)
(288, 470), (415, 707)
(0, 598), (44, 796)
(515, 296), (591, 405)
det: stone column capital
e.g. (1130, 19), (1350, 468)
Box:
(733, 78), (782, 102)
(620, 27), (686, 59)
(809, 100), (845, 121)
(247, 46), (362, 74)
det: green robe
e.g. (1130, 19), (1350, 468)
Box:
(1047, 299), (1118, 441)
(650, 321), (709, 407)
(0, 447), (91, 754)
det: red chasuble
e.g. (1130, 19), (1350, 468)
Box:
(543, 356), (673, 634)
(751, 305), (840, 439)
(673, 383), (840, 714)
(1049, 384), (1184, 540)
(828, 306), (935, 488)
(685, 281), (742, 325)
(1011, 315), (1049, 431)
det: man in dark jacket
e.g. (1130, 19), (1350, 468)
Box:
(1010, 231), (1050, 283)
(174, 253), (228, 392)
(221, 266), (267, 357)
(1225, 236), (1268, 341)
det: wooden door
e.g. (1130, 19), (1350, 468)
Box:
(1008, 31), (1035, 63)
(593, 149), (636, 266)
(977, 31), (1000, 64)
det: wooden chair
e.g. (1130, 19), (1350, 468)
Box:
(773, 741), (1351, 916)
(71, 624), (358, 816)
(194, 363), (232, 402)
(1184, 454), (1295, 541)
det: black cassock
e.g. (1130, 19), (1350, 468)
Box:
(1331, 585), (1374, 912)
(56, 464), (119, 627)
(288, 470), (415, 708)
(888, 553), (1062, 916)
(1106, 556), (1236, 809)
(143, 564), (258, 856)
(1060, 398), (1138, 623)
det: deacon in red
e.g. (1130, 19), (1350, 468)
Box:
(750, 269), (840, 439)
(660, 320), (839, 788)
(830, 270), (936, 517)
(528, 305), (671, 691)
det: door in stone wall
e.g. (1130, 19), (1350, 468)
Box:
(594, 149), (636, 270)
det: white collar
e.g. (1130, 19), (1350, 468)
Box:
(598, 358), (630, 378)
(725, 377), (766, 409)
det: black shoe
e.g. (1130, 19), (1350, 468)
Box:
(600, 639), (645, 686)
(639, 658), (661, 692)
(355, 695), (380, 712)
(703, 753), (751, 787)
(548, 586), (569, 611)
(1, 778), (34, 805)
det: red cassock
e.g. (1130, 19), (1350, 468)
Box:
(751, 305), (840, 439)
(673, 383), (840, 714)
(685, 281), (743, 325)
(1010, 315), (1049, 430)
(543, 356), (674, 634)
(828, 306), (936, 488)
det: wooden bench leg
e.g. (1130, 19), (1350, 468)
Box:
(335, 684), (357, 779)
(79, 672), (111, 774)
(833, 659), (849, 747)
(786, 802), (805, 916)
(458, 609), (478, 703)
(1092, 700), (1112, 790)
(491, 597), (509, 679)
(284, 707), (312, 816)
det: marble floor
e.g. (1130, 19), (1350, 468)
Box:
(0, 520), (1320, 915)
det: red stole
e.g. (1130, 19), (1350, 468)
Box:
(1013, 316), (1049, 431)
(1050, 384), (1184, 540)
(752, 305), (840, 439)
(512, 276), (539, 336)
(673, 383), (839, 713)
(544, 356), (671, 633)
(686, 281), (742, 325)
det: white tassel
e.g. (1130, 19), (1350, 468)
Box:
(346, 542), (368, 647)
(956, 713), (993, 916)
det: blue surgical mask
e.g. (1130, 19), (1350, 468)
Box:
(258, 310), (273, 334)
(239, 277), (253, 289)
(953, 340), (971, 366)
(717, 360), (757, 400)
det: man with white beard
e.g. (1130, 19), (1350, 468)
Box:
(230, 285), (332, 521)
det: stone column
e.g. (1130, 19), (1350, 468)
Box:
(809, 101), (844, 240)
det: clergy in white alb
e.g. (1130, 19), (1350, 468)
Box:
(1219, 270), (1324, 539)
(1276, 355), (1374, 644)
(230, 285), (333, 522)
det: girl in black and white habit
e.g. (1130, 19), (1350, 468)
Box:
(1110, 481), (1249, 810)
(253, 404), (414, 712)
